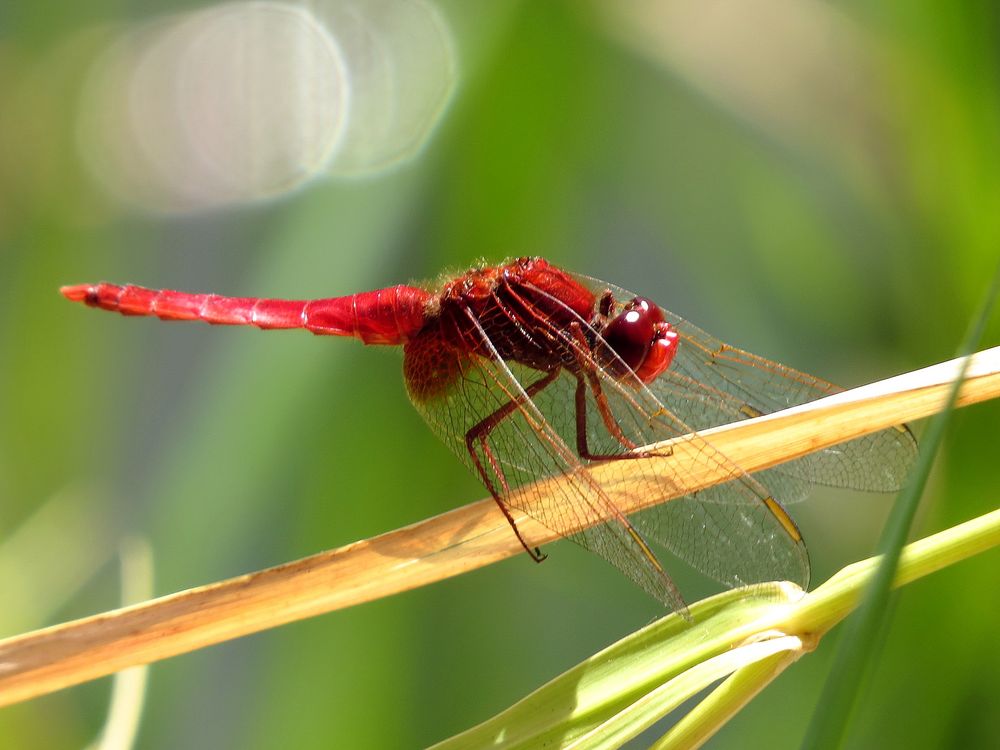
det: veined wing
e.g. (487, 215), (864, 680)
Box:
(407, 286), (810, 604)
(405, 314), (689, 611)
(515, 281), (810, 590)
(579, 277), (918, 496)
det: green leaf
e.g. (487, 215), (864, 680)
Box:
(801, 260), (1000, 750)
(432, 508), (1000, 749)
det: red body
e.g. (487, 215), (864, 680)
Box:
(61, 258), (675, 381)
(434, 260), (596, 365)
(65, 255), (911, 613)
(61, 280), (432, 345)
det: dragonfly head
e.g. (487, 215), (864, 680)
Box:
(596, 297), (679, 385)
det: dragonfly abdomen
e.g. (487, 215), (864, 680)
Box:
(303, 286), (433, 344)
(60, 282), (433, 345)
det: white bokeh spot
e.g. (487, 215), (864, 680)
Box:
(77, 0), (456, 213)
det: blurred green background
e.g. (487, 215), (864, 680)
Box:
(1, 1), (998, 748)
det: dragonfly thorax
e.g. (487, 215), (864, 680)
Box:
(433, 257), (597, 372)
(427, 258), (678, 385)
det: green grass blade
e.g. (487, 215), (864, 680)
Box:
(649, 648), (801, 750)
(428, 584), (801, 750)
(800, 260), (1000, 750)
(431, 507), (1000, 750)
(573, 635), (804, 750)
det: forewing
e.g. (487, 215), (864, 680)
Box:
(585, 278), (918, 495)
(404, 316), (688, 611)
(530, 322), (811, 589)
(489, 283), (810, 592)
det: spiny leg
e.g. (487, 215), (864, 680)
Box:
(567, 322), (645, 461)
(465, 368), (561, 562)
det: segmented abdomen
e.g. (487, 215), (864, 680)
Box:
(60, 282), (433, 345)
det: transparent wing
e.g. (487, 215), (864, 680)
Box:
(581, 277), (918, 496)
(404, 292), (811, 605)
(510, 313), (811, 590)
(404, 321), (689, 611)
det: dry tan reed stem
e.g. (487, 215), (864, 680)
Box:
(1, 346), (998, 708)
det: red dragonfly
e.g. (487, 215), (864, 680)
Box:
(62, 257), (916, 612)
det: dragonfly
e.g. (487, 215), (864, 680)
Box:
(61, 257), (917, 612)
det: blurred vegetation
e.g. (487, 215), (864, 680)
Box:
(1, 1), (998, 748)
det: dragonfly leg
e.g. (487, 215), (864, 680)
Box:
(572, 375), (649, 461)
(567, 323), (642, 461)
(465, 367), (562, 563)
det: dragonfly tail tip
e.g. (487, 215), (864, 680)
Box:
(60, 284), (91, 302)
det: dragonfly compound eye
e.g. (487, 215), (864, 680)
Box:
(598, 297), (678, 384)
